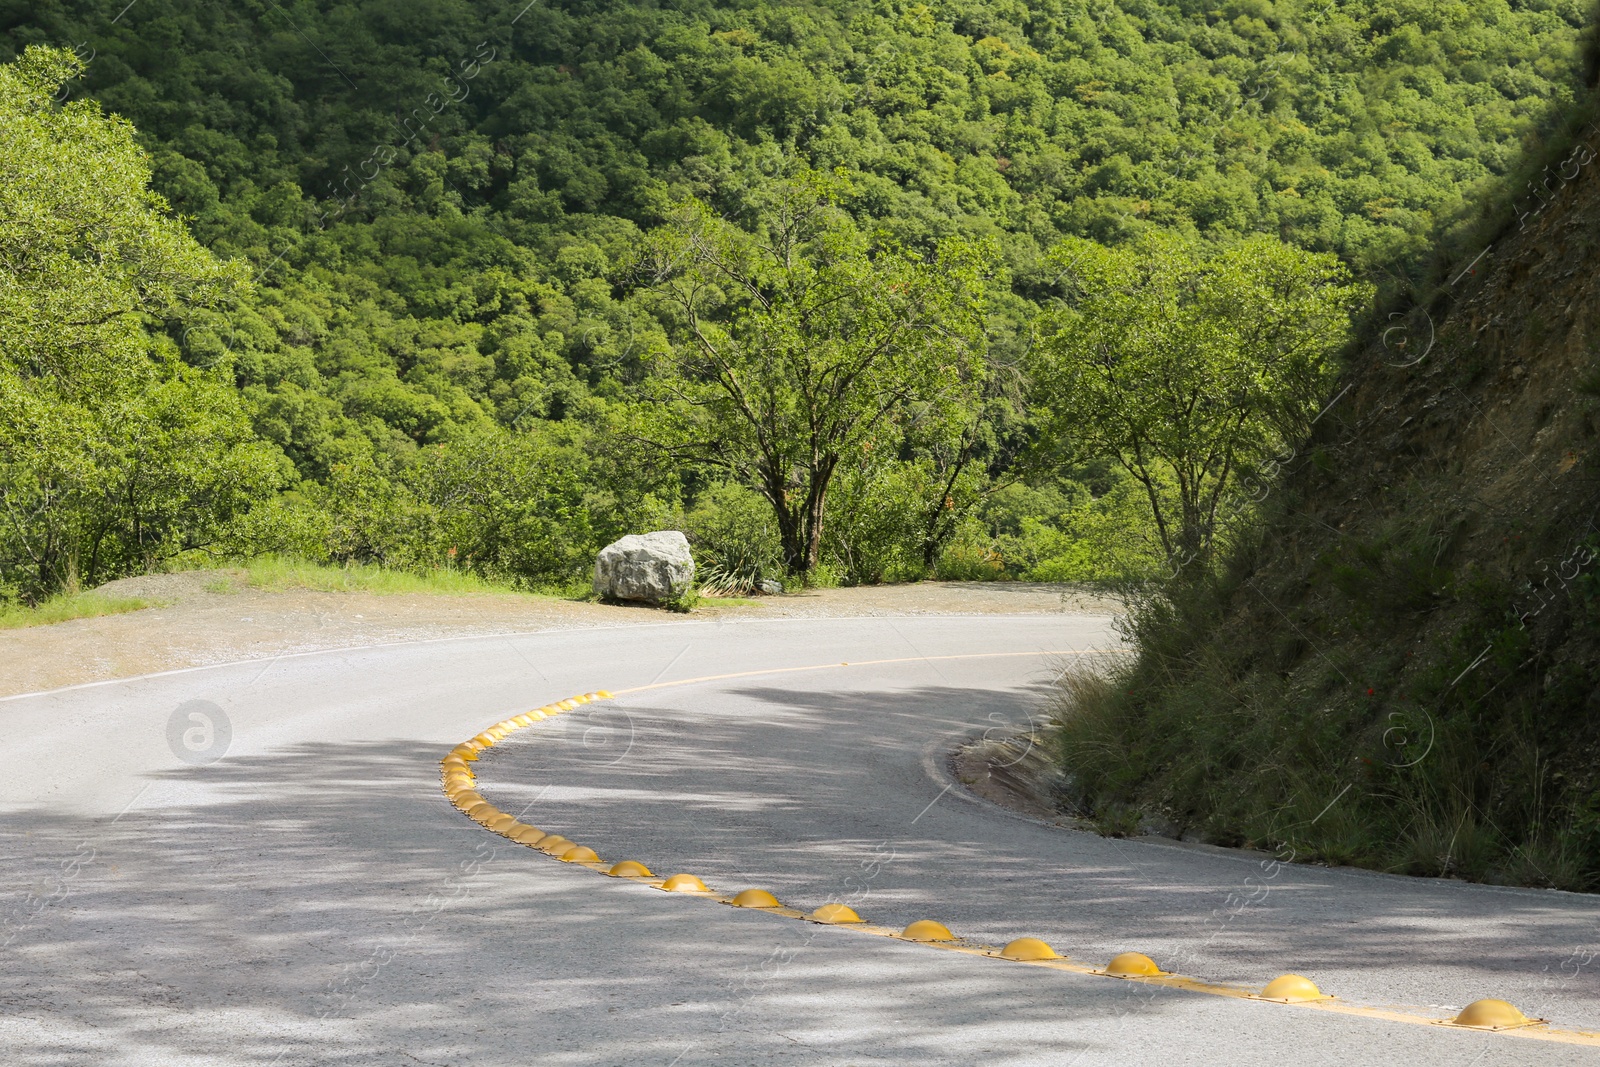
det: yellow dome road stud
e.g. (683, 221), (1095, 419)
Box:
(559, 846), (600, 863)
(594, 690), (613, 699)
(511, 715), (534, 727)
(487, 813), (518, 833)
(509, 825), (547, 844)
(535, 836), (574, 855)
(1100, 953), (1166, 978)
(441, 756), (469, 770)
(900, 920), (954, 942)
(608, 861), (654, 878)
(454, 791), (485, 809)
(470, 806), (500, 825)
(998, 938), (1060, 961)
(473, 733), (496, 747)
(558, 700), (578, 711)
(729, 889), (782, 909)
(573, 694), (591, 703)
(1444, 1000), (1544, 1031)
(809, 903), (863, 924)
(660, 873), (709, 893)
(1253, 975), (1330, 1003)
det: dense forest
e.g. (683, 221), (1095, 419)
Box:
(0, 0), (1592, 605)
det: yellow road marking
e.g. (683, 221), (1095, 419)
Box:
(440, 672), (1600, 1048)
(615, 648), (1132, 696)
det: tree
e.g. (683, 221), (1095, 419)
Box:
(634, 172), (994, 575)
(1033, 232), (1370, 579)
(0, 47), (281, 600)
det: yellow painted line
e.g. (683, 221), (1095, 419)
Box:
(439, 672), (1600, 1048)
(613, 648), (1131, 696)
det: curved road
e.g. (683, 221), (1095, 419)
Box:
(2, 613), (1597, 1065)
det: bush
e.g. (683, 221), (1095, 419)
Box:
(822, 460), (933, 585)
(683, 483), (781, 594)
(927, 476), (1166, 585)
(933, 519), (1007, 580)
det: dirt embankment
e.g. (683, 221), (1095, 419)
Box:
(0, 571), (1118, 698)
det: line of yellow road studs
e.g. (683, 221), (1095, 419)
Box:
(441, 691), (1599, 1046)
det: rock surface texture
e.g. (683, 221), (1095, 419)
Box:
(593, 531), (695, 602)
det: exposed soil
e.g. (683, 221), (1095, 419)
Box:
(948, 731), (1078, 825)
(0, 570), (1120, 698)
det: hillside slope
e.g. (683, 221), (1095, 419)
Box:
(1059, 91), (1600, 891)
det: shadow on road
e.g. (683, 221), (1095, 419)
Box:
(2, 681), (1595, 1064)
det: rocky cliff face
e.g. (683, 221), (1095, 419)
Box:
(1062, 98), (1600, 890)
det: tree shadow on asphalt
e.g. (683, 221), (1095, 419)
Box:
(482, 682), (1600, 1025)
(1, 683), (1596, 1065)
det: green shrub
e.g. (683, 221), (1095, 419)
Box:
(684, 483), (781, 595)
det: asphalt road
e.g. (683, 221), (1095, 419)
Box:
(2, 613), (1597, 1065)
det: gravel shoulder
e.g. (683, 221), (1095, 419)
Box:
(0, 570), (1121, 697)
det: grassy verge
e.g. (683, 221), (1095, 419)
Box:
(221, 557), (555, 597)
(1053, 540), (1600, 892)
(0, 591), (163, 630)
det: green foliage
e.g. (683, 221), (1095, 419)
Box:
(684, 482), (782, 595)
(2, 2), (1592, 604)
(1034, 233), (1370, 578)
(1053, 530), (1600, 890)
(0, 590), (160, 629)
(0, 47), (284, 602)
(636, 171), (995, 574)
(407, 428), (594, 584)
(300, 425), (602, 589)
(1, 0), (1582, 598)
(932, 528), (1007, 581)
(986, 476), (1166, 582)
(659, 587), (702, 613)
(232, 556), (542, 597)
(824, 456), (938, 585)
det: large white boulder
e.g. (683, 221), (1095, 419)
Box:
(593, 531), (695, 602)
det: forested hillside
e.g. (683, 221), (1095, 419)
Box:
(0, 0), (1592, 603)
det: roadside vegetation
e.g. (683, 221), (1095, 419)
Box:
(222, 556), (555, 598)
(0, 591), (162, 630)
(1052, 62), (1600, 891)
(4, 0), (1600, 888)
(2, 0), (1590, 603)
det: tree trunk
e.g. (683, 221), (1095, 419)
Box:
(774, 503), (807, 575)
(760, 460), (809, 576)
(800, 456), (836, 574)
